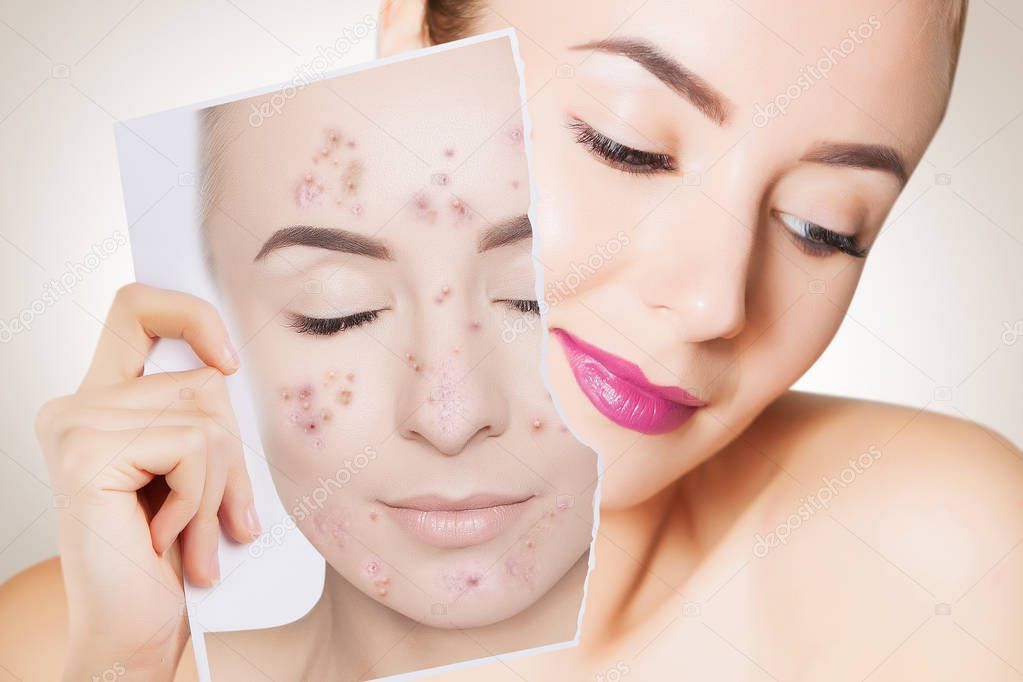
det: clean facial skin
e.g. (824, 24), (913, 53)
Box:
(488, 0), (949, 509)
(199, 38), (596, 673)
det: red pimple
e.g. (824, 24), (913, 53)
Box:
(431, 173), (450, 186)
(298, 386), (313, 401)
(468, 320), (481, 332)
(443, 146), (455, 158)
(347, 140), (357, 149)
(350, 203), (364, 217)
(507, 126), (523, 145)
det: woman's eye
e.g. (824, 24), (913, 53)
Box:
(501, 299), (540, 315)
(567, 119), (676, 175)
(287, 310), (380, 336)
(776, 212), (867, 259)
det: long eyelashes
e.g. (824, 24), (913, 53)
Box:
(776, 212), (868, 259)
(502, 299), (540, 315)
(566, 119), (677, 174)
(288, 310), (380, 336)
(288, 299), (539, 337)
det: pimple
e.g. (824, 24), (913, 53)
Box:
(531, 419), (544, 432)
(350, 203), (364, 217)
(468, 320), (481, 332)
(294, 175), (325, 208)
(506, 126), (524, 146)
(368, 510), (379, 522)
(450, 197), (470, 223)
(406, 352), (423, 373)
(312, 510), (349, 548)
(320, 408), (333, 421)
(443, 146), (455, 158)
(341, 160), (364, 194)
(297, 385), (314, 402)
(363, 559), (381, 577)
(431, 172), (450, 186)
(280, 389), (291, 401)
(310, 436), (325, 449)
(511, 180), (520, 190)
(347, 139), (357, 149)
(346, 372), (355, 382)
(337, 389), (353, 406)
(374, 576), (390, 597)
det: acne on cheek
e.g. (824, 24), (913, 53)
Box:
(362, 558), (391, 598)
(503, 500), (574, 588)
(311, 508), (351, 549)
(279, 370), (357, 448)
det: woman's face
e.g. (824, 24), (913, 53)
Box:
(206, 40), (596, 628)
(416, 0), (957, 507)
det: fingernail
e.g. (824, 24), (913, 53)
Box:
(221, 342), (239, 370)
(209, 552), (221, 586)
(246, 502), (262, 538)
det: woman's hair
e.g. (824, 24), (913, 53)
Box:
(423, 0), (970, 85)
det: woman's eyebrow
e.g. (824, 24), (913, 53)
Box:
(802, 142), (908, 186)
(254, 225), (392, 261)
(478, 214), (532, 252)
(570, 37), (733, 126)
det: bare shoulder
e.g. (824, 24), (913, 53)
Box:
(757, 390), (1022, 481)
(750, 391), (1023, 593)
(0, 556), (68, 680)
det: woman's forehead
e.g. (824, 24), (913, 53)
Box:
(208, 43), (529, 257)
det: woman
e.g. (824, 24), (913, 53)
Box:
(372, 1), (1022, 680)
(0, 38), (596, 681)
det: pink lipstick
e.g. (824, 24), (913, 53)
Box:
(550, 328), (705, 435)
(383, 493), (533, 549)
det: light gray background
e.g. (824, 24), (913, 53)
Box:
(2, 0), (1021, 585)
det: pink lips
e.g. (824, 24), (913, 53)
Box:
(383, 494), (533, 549)
(551, 328), (706, 435)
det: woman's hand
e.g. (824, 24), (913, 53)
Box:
(35, 283), (261, 681)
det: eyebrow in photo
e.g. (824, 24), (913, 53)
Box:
(254, 214), (532, 262)
(572, 36), (908, 186)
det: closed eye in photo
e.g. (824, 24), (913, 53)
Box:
(287, 309), (382, 336)
(566, 119), (676, 175)
(499, 298), (541, 315)
(775, 211), (867, 259)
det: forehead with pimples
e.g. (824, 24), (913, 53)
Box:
(201, 37), (529, 273)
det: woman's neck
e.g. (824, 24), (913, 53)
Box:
(290, 552), (590, 680)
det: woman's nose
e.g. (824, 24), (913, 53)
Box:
(395, 327), (510, 456)
(634, 196), (755, 343)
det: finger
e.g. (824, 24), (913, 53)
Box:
(124, 426), (208, 557)
(69, 405), (259, 546)
(84, 366), (235, 422)
(179, 432), (228, 588)
(81, 283), (239, 390)
(219, 441), (260, 545)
